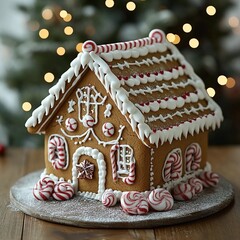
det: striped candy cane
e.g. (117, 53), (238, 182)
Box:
(123, 161), (136, 185)
(110, 144), (119, 182)
(162, 148), (183, 183)
(185, 143), (202, 173)
(48, 136), (66, 170)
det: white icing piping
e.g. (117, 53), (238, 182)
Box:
(60, 125), (125, 147)
(25, 29), (223, 146)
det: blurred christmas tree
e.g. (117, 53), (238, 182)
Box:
(1, 0), (239, 146)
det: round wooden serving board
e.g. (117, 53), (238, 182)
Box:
(10, 170), (234, 228)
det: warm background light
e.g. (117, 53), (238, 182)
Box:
(44, 72), (55, 83)
(189, 38), (199, 48)
(226, 77), (236, 88)
(207, 87), (216, 97)
(76, 43), (83, 52)
(39, 29), (49, 39)
(42, 8), (53, 20)
(64, 26), (73, 35)
(59, 10), (68, 18)
(105, 0), (115, 8)
(56, 47), (66, 56)
(126, 1), (136, 11)
(173, 34), (180, 44)
(22, 102), (32, 112)
(217, 75), (228, 85)
(228, 16), (239, 28)
(166, 33), (175, 43)
(182, 23), (192, 33)
(63, 13), (72, 22)
(206, 6), (216, 16)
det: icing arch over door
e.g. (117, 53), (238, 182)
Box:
(72, 146), (106, 200)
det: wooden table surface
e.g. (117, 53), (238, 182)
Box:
(0, 147), (239, 240)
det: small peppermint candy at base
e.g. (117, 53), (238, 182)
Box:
(102, 122), (115, 137)
(198, 171), (219, 188)
(82, 115), (95, 128)
(188, 177), (203, 194)
(172, 183), (195, 201)
(52, 182), (74, 201)
(65, 118), (78, 132)
(147, 188), (174, 211)
(33, 177), (54, 201)
(102, 190), (117, 207)
(120, 191), (149, 215)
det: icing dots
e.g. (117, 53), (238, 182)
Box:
(102, 122), (115, 137)
(65, 118), (78, 132)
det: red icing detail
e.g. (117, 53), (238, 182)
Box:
(182, 64), (186, 69)
(160, 70), (164, 74)
(139, 73), (144, 78)
(173, 96), (177, 100)
(146, 72), (150, 77)
(117, 76), (122, 80)
(123, 76), (129, 80)
(164, 97), (169, 101)
(157, 99), (161, 103)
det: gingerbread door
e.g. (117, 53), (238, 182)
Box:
(72, 146), (106, 200)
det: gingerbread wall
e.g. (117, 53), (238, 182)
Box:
(44, 70), (151, 194)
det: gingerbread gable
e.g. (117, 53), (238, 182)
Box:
(25, 29), (223, 147)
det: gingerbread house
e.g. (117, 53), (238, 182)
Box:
(25, 29), (223, 201)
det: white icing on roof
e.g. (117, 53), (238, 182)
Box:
(25, 29), (223, 146)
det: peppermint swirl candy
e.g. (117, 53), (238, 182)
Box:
(52, 182), (74, 201)
(198, 171), (219, 188)
(33, 177), (54, 201)
(102, 190), (117, 207)
(148, 189), (174, 211)
(120, 191), (149, 215)
(172, 183), (195, 201)
(188, 177), (203, 194)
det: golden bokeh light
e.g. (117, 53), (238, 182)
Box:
(173, 34), (181, 44)
(226, 77), (236, 88)
(217, 75), (228, 85)
(64, 26), (74, 35)
(22, 102), (32, 112)
(189, 38), (199, 48)
(207, 87), (216, 97)
(105, 0), (115, 8)
(56, 47), (66, 56)
(44, 72), (55, 83)
(60, 10), (68, 18)
(166, 33), (175, 43)
(76, 43), (83, 52)
(42, 8), (53, 20)
(206, 6), (216, 16)
(183, 23), (192, 33)
(39, 29), (49, 39)
(126, 1), (136, 11)
(63, 13), (72, 22)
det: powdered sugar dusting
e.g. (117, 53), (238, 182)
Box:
(10, 170), (234, 228)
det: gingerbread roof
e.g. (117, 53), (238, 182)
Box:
(25, 29), (223, 147)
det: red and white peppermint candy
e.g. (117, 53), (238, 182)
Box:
(52, 182), (74, 201)
(102, 122), (115, 137)
(65, 118), (78, 132)
(198, 171), (219, 188)
(120, 191), (149, 215)
(82, 115), (95, 128)
(33, 177), (54, 201)
(162, 148), (183, 182)
(148, 189), (174, 211)
(172, 183), (195, 201)
(102, 190), (117, 207)
(188, 177), (203, 194)
(48, 136), (66, 170)
(185, 143), (202, 173)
